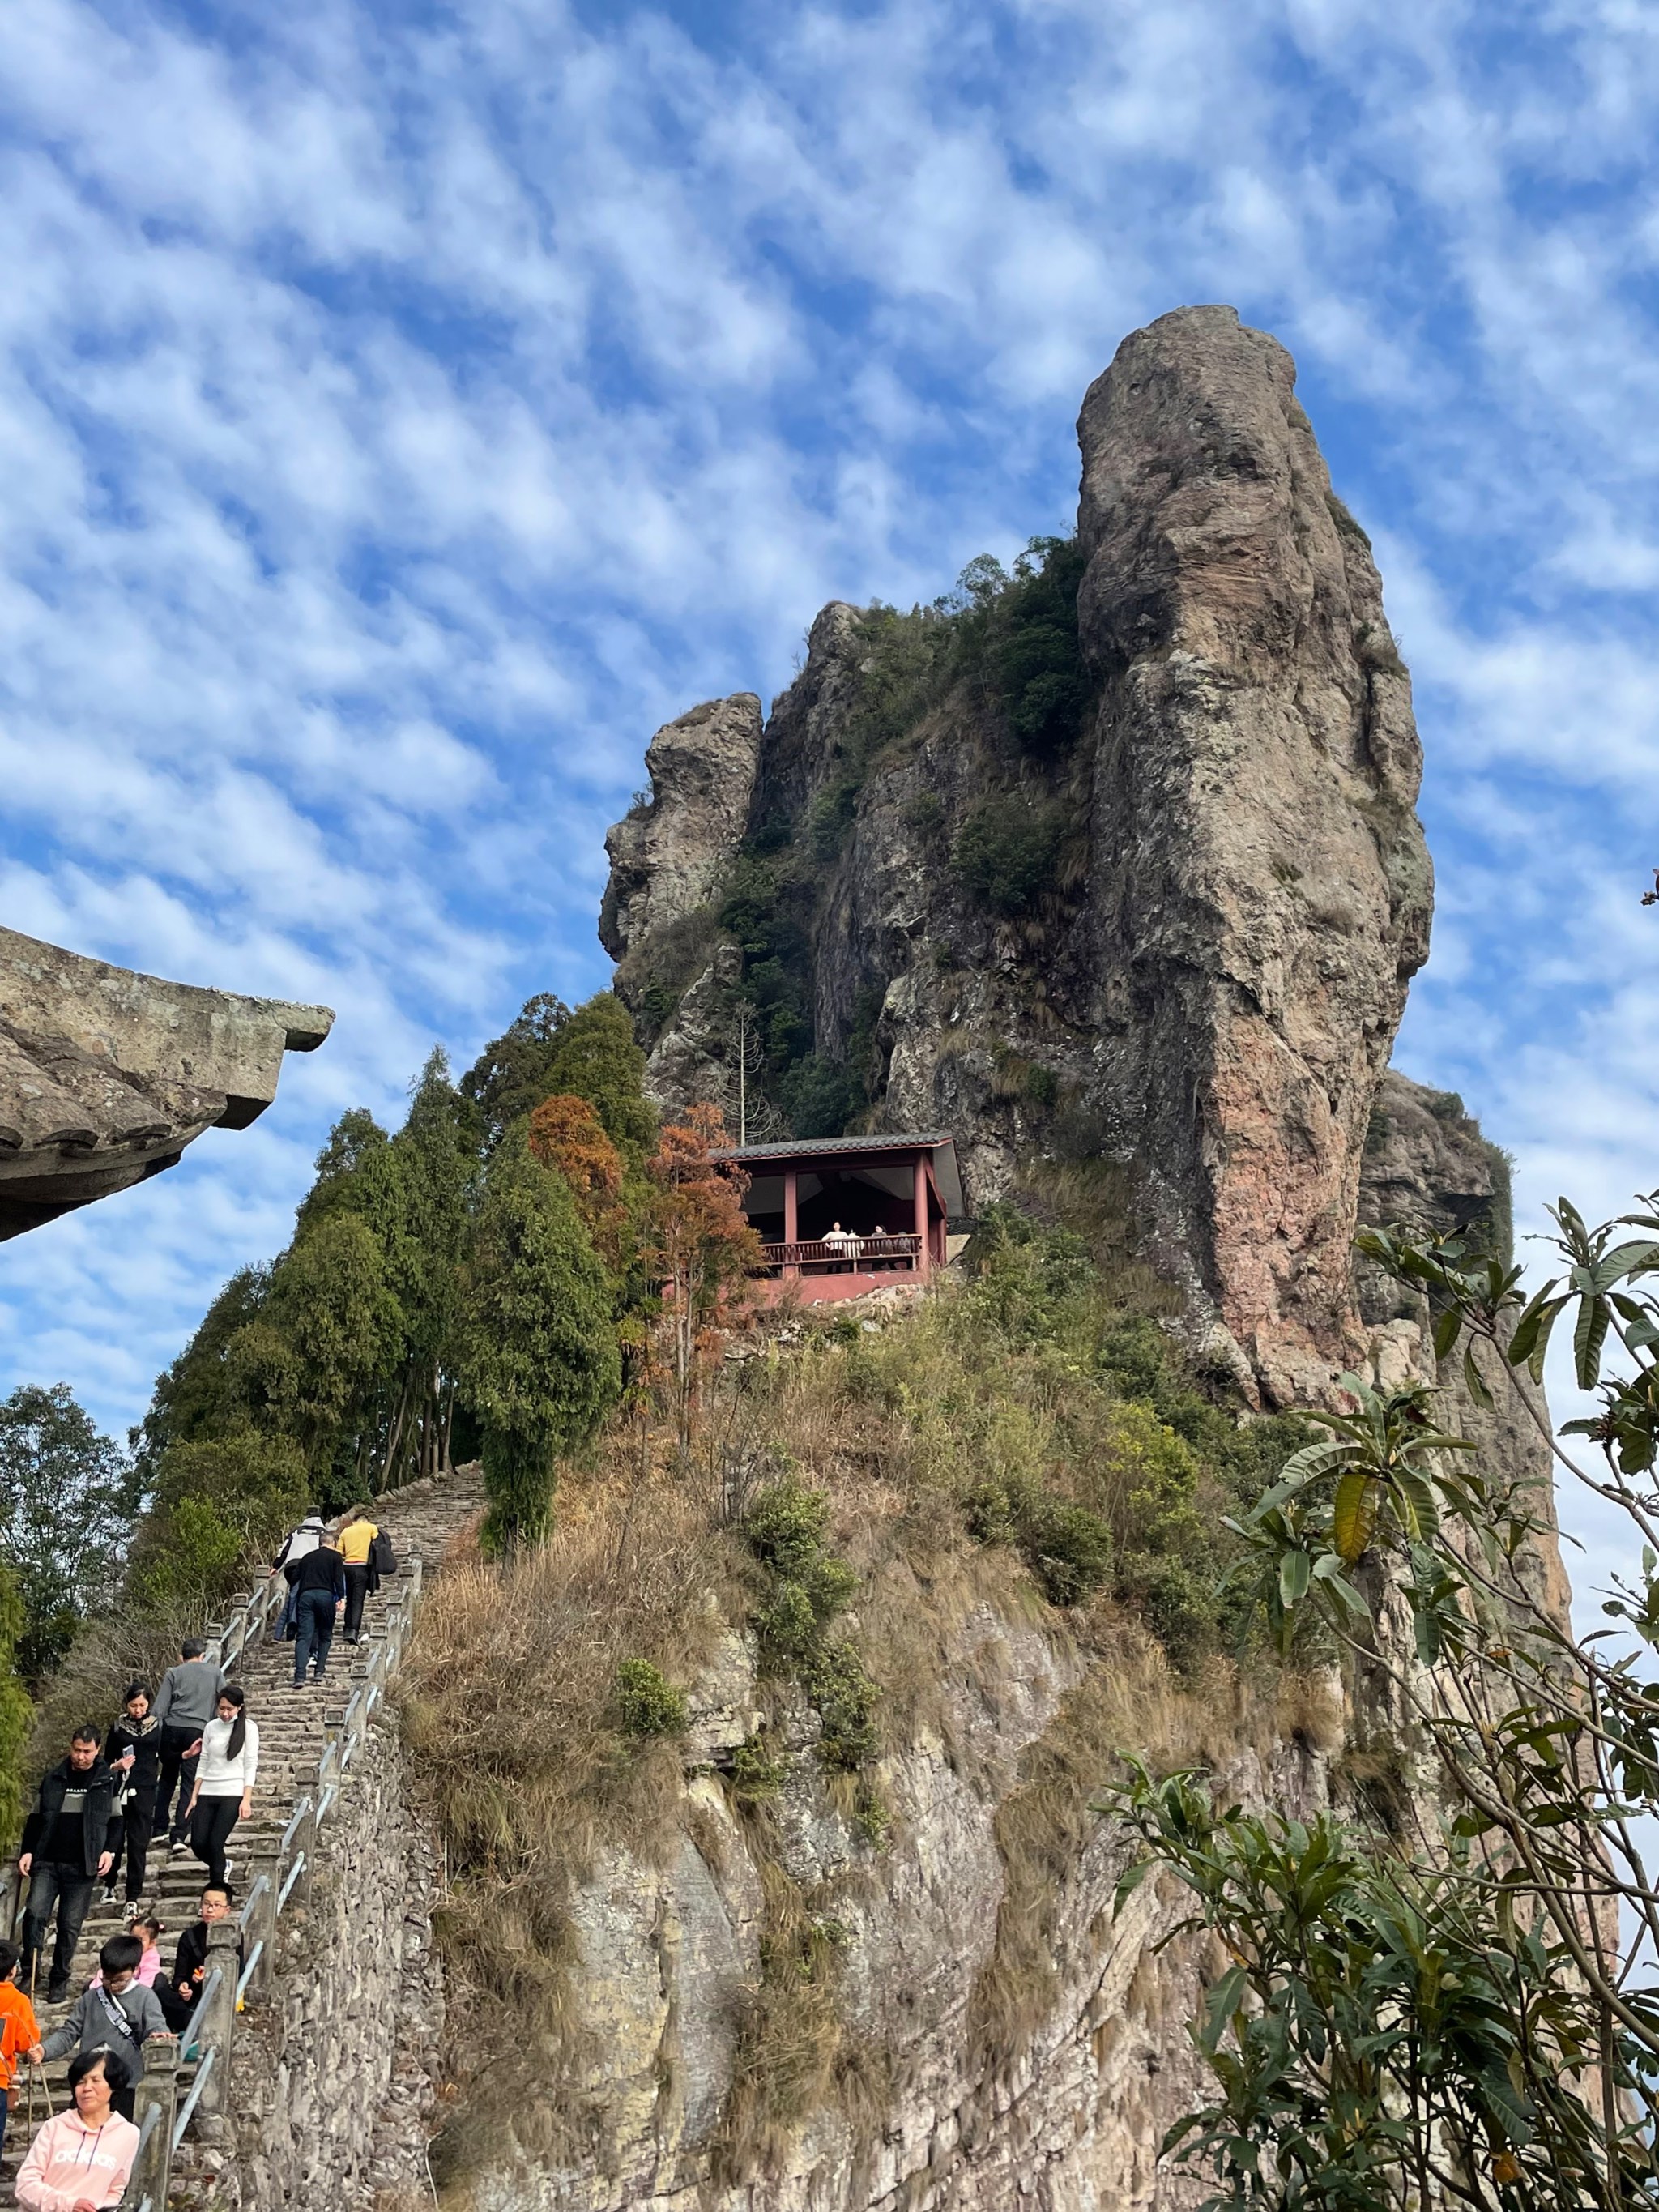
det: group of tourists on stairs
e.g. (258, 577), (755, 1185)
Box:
(0, 1501), (392, 2206)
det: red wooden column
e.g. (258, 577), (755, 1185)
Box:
(912, 1154), (930, 1279)
(783, 1167), (799, 1278)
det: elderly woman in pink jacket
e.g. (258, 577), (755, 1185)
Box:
(15, 2049), (139, 2211)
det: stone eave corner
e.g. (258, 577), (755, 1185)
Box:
(0, 924), (335, 1241)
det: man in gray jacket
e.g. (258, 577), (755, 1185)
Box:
(151, 1638), (224, 1855)
(30, 1932), (173, 2121)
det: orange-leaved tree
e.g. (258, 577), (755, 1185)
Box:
(643, 1102), (761, 1462)
(527, 1093), (626, 1265)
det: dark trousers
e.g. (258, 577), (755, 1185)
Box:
(20, 1861), (96, 1992)
(0, 2084), (9, 2155)
(155, 1725), (202, 1842)
(157, 1979), (196, 2034)
(111, 2079), (136, 2123)
(343, 1562), (371, 1638)
(190, 1796), (240, 1889)
(294, 1587), (337, 1680)
(116, 1779), (157, 1901)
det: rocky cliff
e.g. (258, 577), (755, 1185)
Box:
(463, 1594), (1336, 2212)
(601, 305), (1433, 1407)
(437, 306), (1564, 2212)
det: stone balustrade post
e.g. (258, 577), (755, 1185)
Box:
(128, 2049), (177, 2207)
(287, 1782), (318, 1908)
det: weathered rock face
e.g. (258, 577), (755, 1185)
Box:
(1070, 310), (1431, 1403)
(601, 694), (765, 971)
(465, 1602), (1334, 2212)
(0, 925), (332, 1240)
(601, 308), (1432, 1406)
(1355, 1072), (1572, 1633)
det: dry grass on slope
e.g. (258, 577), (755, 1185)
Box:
(968, 1615), (1345, 2073)
(400, 1457), (748, 2155)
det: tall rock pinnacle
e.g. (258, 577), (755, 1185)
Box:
(1071, 305), (1432, 1399)
(602, 305), (1434, 1406)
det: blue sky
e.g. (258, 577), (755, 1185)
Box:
(2, 0), (1658, 1608)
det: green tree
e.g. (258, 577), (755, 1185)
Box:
(460, 993), (572, 1150)
(267, 1209), (404, 1495)
(0, 1568), (33, 1844)
(462, 991), (654, 1164)
(1115, 1198), (1659, 2212)
(458, 1131), (621, 1549)
(385, 1049), (479, 1480)
(0, 1384), (134, 1678)
(127, 1430), (309, 1618)
(130, 1265), (271, 1479)
(539, 994), (656, 1166)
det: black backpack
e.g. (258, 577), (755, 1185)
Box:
(369, 1529), (398, 1576)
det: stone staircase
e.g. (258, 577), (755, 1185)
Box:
(0, 1466), (483, 2206)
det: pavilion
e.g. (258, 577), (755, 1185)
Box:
(719, 1130), (964, 1305)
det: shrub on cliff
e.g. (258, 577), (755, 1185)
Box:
(953, 796), (1064, 917)
(954, 535), (1091, 757)
(614, 1657), (688, 1739)
(743, 1478), (877, 1769)
(1119, 1200), (1659, 2212)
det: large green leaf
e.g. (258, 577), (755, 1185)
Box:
(1395, 1469), (1442, 1540)
(1199, 1963), (1249, 2055)
(1591, 1240), (1659, 1291)
(1462, 1343), (1495, 1411)
(1573, 1292), (1610, 1390)
(1333, 1471), (1379, 1564)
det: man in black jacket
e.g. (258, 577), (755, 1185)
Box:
(288, 1535), (346, 1686)
(16, 1729), (122, 2001)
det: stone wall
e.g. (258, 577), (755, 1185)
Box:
(170, 1701), (445, 2212)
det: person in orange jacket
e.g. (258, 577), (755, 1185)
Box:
(0, 1938), (41, 2157)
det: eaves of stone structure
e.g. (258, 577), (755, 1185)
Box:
(0, 925), (333, 1241)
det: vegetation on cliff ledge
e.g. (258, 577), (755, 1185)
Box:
(637, 535), (1097, 1140)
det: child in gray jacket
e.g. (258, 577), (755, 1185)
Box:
(32, 1933), (173, 2120)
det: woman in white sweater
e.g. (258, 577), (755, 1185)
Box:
(185, 1683), (258, 1890)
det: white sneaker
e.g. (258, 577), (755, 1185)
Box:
(222, 1857), (235, 1882)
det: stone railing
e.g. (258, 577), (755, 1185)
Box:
(117, 1557), (426, 2210)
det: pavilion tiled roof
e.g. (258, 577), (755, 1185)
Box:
(719, 1131), (951, 1159)
(718, 1130), (964, 1218)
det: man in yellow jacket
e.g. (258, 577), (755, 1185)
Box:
(338, 1505), (379, 1644)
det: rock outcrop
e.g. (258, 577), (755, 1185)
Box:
(601, 307), (1432, 1406)
(601, 694), (765, 969)
(465, 1597), (1334, 2212)
(0, 925), (332, 1240)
